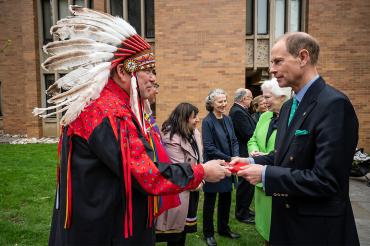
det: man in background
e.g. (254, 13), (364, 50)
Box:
(229, 88), (256, 224)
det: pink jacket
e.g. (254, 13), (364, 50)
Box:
(156, 129), (203, 232)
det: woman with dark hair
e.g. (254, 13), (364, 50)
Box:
(156, 102), (204, 246)
(202, 88), (240, 246)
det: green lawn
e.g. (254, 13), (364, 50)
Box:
(0, 144), (263, 246)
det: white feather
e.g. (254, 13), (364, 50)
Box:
(48, 80), (95, 104)
(33, 67), (110, 123)
(130, 76), (143, 129)
(60, 68), (110, 125)
(113, 16), (137, 36)
(69, 5), (137, 37)
(43, 39), (117, 55)
(71, 15), (133, 38)
(49, 62), (110, 92)
(57, 17), (124, 40)
(32, 96), (76, 116)
(36, 106), (69, 119)
(52, 24), (122, 46)
(42, 51), (114, 71)
(69, 5), (115, 21)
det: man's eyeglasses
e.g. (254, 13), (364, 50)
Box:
(144, 68), (156, 75)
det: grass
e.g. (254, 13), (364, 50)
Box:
(0, 144), (57, 245)
(182, 192), (264, 246)
(0, 144), (263, 246)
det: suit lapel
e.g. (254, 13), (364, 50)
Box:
(275, 77), (326, 165)
(274, 101), (290, 162)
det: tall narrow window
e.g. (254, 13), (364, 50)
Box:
(88, 0), (93, 8)
(275, 0), (286, 39)
(246, 0), (254, 35)
(44, 74), (56, 117)
(257, 0), (268, 34)
(128, 0), (141, 34)
(58, 0), (70, 19)
(42, 0), (53, 44)
(145, 0), (155, 38)
(290, 0), (301, 32)
(110, 0), (123, 17)
(74, 0), (85, 7)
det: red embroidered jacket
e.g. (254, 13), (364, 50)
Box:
(49, 79), (204, 246)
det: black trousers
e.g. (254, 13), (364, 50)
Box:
(203, 191), (231, 237)
(235, 177), (254, 220)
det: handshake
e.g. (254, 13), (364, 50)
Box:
(202, 158), (251, 182)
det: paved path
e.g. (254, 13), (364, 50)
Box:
(350, 176), (370, 245)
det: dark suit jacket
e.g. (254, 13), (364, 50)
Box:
(202, 112), (239, 193)
(254, 77), (360, 245)
(229, 103), (256, 157)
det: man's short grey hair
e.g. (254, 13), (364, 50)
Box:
(234, 88), (247, 103)
(261, 78), (292, 101)
(277, 32), (320, 65)
(205, 88), (227, 112)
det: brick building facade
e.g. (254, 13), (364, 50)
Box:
(0, 0), (369, 150)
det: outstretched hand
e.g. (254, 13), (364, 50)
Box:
(236, 164), (264, 185)
(203, 160), (231, 182)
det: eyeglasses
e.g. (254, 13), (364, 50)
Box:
(143, 68), (156, 75)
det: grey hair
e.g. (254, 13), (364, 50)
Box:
(205, 88), (227, 112)
(261, 78), (292, 101)
(234, 88), (247, 103)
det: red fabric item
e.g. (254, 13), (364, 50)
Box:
(226, 162), (249, 173)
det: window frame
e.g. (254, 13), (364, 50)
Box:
(38, 0), (92, 120)
(107, 0), (155, 41)
(246, 0), (306, 38)
(245, 0), (306, 71)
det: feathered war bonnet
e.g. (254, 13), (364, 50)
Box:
(33, 5), (155, 127)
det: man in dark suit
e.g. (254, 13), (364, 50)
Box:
(229, 88), (256, 224)
(233, 32), (360, 245)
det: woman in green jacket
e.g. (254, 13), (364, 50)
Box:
(247, 78), (291, 244)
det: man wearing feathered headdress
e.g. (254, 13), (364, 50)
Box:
(34, 6), (230, 246)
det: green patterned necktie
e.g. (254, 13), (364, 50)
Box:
(288, 97), (298, 126)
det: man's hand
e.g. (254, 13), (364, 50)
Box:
(203, 160), (231, 182)
(236, 164), (264, 185)
(229, 157), (251, 165)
